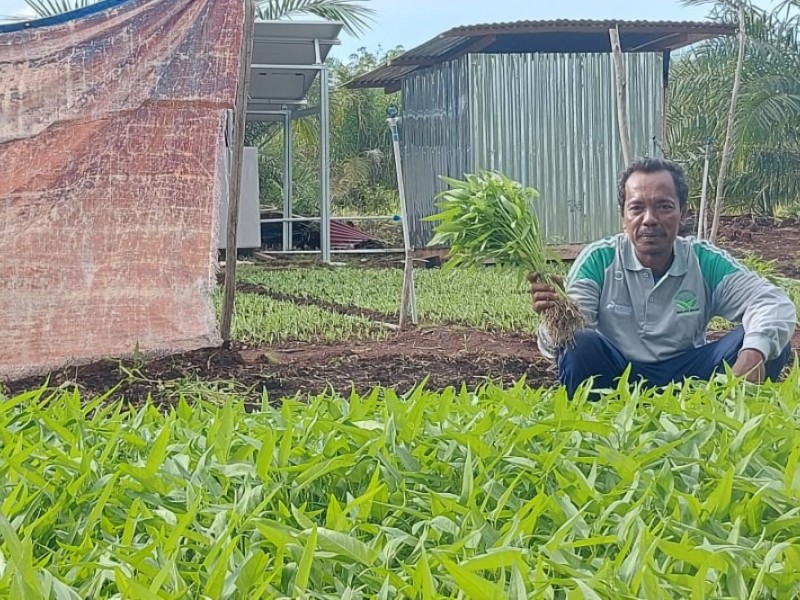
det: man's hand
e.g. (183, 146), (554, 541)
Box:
(528, 272), (564, 315)
(731, 348), (766, 383)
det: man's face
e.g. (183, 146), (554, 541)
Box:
(621, 170), (686, 265)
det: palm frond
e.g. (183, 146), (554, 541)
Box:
(670, 0), (800, 216)
(775, 0), (800, 24)
(24, 0), (99, 18)
(255, 0), (375, 36)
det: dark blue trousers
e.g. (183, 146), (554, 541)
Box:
(558, 326), (792, 397)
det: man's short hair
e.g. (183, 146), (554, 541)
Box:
(617, 157), (689, 210)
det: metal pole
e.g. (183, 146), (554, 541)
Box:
(387, 109), (418, 327)
(698, 135), (713, 239)
(251, 63), (325, 70)
(282, 112), (293, 251)
(320, 65), (331, 263)
(286, 111), (294, 247)
(246, 110), (294, 116)
(282, 112), (290, 251)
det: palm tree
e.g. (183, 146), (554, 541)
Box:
(669, 0), (800, 219)
(23, 0), (375, 36)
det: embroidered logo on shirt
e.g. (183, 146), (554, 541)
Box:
(606, 301), (633, 315)
(674, 290), (700, 315)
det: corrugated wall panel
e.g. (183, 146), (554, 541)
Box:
(400, 56), (471, 248)
(401, 52), (663, 247)
(469, 52), (663, 244)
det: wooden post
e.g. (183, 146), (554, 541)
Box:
(661, 50), (671, 157)
(220, 0), (256, 345)
(609, 26), (632, 165)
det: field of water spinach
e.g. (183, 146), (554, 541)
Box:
(230, 258), (800, 345)
(2, 369), (800, 598)
(233, 264), (543, 340)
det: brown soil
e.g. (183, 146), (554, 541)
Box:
(3, 328), (555, 406)
(5, 221), (799, 405)
(716, 217), (800, 278)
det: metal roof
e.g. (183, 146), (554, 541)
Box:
(346, 19), (735, 90)
(247, 20), (344, 121)
(445, 18), (736, 36)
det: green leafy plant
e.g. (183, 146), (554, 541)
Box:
(3, 369), (800, 597)
(425, 171), (585, 347)
(214, 288), (386, 344)
(230, 261), (799, 344)
(236, 264), (548, 334)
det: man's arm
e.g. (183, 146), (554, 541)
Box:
(717, 270), (795, 366)
(699, 243), (796, 377)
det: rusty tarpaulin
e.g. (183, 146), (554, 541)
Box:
(0, 0), (245, 379)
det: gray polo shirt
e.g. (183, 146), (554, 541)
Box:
(538, 233), (796, 363)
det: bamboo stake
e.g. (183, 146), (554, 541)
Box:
(698, 135), (713, 238)
(661, 50), (671, 157)
(710, 4), (746, 244)
(220, 0), (256, 345)
(609, 26), (632, 165)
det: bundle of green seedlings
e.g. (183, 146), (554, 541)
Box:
(426, 170), (585, 347)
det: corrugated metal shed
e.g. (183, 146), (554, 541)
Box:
(345, 18), (733, 247)
(470, 52), (662, 244)
(401, 52), (663, 247)
(446, 18), (736, 35)
(401, 56), (472, 247)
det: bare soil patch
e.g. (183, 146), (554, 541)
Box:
(717, 218), (800, 278)
(3, 328), (555, 406)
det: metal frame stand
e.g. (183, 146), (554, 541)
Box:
(249, 57), (331, 262)
(318, 39), (332, 263)
(282, 111), (293, 251)
(246, 27), (397, 263)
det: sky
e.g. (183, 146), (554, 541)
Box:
(0, 0), (770, 60)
